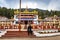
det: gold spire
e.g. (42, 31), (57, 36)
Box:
(24, 5), (29, 12)
(26, 5), (28, 11)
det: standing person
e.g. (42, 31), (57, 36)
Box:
(27, 24), (33, 36)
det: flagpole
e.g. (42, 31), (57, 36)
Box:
(19, 0), (21, 31)
(20, 0), (21, 23)
(20, 0), (21, 13)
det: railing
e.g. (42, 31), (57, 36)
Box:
(33, 29), (60, 37)
(0, 29), (7, 37)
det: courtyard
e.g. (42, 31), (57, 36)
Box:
(0, 36), (60, 40)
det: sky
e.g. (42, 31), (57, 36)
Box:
(0, 0), (60, 11)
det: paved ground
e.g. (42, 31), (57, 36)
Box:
(0, 36), (60, 40)
(0, 31), (60, 40)
(2, 31), (36, 38)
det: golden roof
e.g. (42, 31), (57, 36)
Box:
(14, 10), (19, 15)
(14, 9), (38, 15)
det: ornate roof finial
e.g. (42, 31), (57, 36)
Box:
(25, 5), (28, 11)
(24, 5), (29, 12)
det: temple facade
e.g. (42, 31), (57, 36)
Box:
(14, 9), (38, 25)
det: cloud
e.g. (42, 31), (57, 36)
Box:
(37, 2), (48, 10)
(21, 1), (48, 10)
(8, 1), (19, 9)
(0, 0), (60, 11)
(0, 0), (9, 8)
(36, 0), (60, 11)
(0, 0), (19, 9)
(6, 0), (19, 9)
(48, 0), (60, 11)
(13, 3), (19, 9)
(21, 2), (38, 8)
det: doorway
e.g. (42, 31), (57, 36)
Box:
(25, 21), (28, 24)
(24, 21), (28, 29)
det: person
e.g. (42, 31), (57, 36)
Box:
(27, 24), (33, 36)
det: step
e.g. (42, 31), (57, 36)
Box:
(2, 31), (36, 38)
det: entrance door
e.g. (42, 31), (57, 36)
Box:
(25, 21), (28, 24)
(24, 21), (28, 29)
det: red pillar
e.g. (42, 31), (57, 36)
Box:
(41, 26), (44, 30)
(50, 26), (52, 29)
(54, 26), (56, 29)
(18, 24), (21, 31)
(1, 26), (4, 29)
(46, 26), (48, 29)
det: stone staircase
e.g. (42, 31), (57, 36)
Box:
(2, 31), (36, 38)
(33, 30), (60, 37)
(0, 29), (7, 37)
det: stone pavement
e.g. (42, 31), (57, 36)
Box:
(0, 36), (60, 40)
(0, 31), (60, 40)
(2, 31), (36, 38)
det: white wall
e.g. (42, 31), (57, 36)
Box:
(33, 15), (38, 24)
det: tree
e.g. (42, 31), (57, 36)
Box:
(0, 7), (14, 19)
